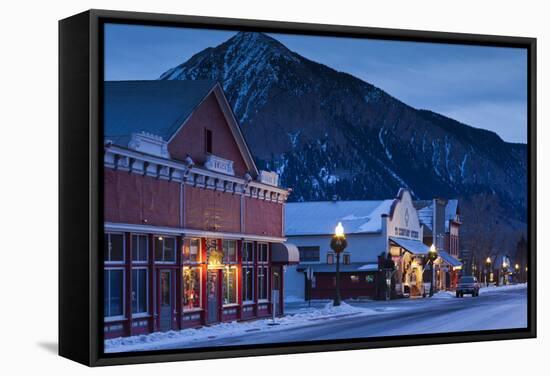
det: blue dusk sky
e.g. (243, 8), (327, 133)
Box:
(105, 23), (528, 144)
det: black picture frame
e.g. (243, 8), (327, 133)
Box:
(59, 9), (537, 367)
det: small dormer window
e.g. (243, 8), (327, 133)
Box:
(205, 128), (213, 154)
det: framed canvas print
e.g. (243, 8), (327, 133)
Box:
(59, 9), (536, 366)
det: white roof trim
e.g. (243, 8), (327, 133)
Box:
(104, 222), (286, 243)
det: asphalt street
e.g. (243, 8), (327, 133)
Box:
(159, 286), (527, 350)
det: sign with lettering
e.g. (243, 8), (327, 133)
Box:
(205, 154), (235, 176)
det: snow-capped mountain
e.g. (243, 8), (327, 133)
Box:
(159, 31), (527, 246)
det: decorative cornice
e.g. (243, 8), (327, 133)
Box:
(104, 144), (289, 203)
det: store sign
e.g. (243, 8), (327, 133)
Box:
(205, 154), (235, 176)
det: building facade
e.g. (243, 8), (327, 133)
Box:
(284, 189), (432, 300)
(103, 80), (298, 339)
(415, 198), (462, 290)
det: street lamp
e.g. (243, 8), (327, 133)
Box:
(428, 244), (438, 297)
(485, 257), (492, 287)
(330, 222), (347, 306)
(515, 263), (520, 283)
(502, 260), (509, 285)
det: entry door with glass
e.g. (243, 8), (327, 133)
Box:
(159, 270), (172, 331)
(207, 270), (220, 324)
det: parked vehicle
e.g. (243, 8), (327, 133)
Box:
(456, 276), (480, 297)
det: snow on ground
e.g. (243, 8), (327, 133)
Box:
(106, 284), (527, 353)
(480, 283), (527, 295)
(105, 302), (381, 353)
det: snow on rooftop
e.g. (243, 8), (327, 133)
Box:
(285, 199), (394, 236)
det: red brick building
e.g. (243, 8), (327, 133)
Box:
(102, 80), (298, 339)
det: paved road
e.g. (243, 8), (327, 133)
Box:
(155, 286), (527, 350)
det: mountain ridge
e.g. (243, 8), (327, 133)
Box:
(158, 31), (527, 256)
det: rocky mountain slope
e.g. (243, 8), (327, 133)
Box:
(159, 31), (527, 254)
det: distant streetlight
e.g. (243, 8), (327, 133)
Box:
(428, 244), (438, 297)
(485, 257), (492, 287)
(515, 263), (520, 283)
(330, 222), (347, 306)
(502, 260), (509, 285)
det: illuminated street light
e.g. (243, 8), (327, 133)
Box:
(428, 244), (438, 297)
(485, 257), (492, 287)
(330, 222), (347, 306)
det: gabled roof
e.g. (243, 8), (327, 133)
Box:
(285, 199), (394, 236)
(104, 80), (259, 176)
(414, 199), (459, 233)
(104, 80), (217, 146)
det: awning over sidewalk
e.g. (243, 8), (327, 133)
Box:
(271, 242), (300, 264)
(438, 251), (462, 269)
(389, 236), (430, 255)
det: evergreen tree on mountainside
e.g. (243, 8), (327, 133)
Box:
(159, 31), (527, 255)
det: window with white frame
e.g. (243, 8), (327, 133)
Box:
(183, 267), (201, 310)
(183, 238), (201, 263)
(154, 236), (176, 263)
(131, 234), (148, 263)
(242, 242), (254, 302)
(223, 240), (237, 263)
(327, 253), (335, 264)
(131, 268), (148, 314)
(104, 268), (124, 318)
(258, 266), (268, 300)
(104, 233), (124, 263)
(222, 268), (237, 305)
(343, 253), (351, 265)
(257, 243), (269, 300)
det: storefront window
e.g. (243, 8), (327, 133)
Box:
(154, 236), (176, 262)
(183, 238), (201, 263)
(350, 275), (359, 284)
(258, 243), (268, 262)
(242, 266), (254, 302)
(223, 240), (237, 263)
(183, 267), (201, 310)
(132, 234), (148, 262)
(242, 242), (254, 302)
(131, 268), (147, 314)
(104, 269), (124, 318)
(222, 268), (237, 305)
(104, 233), (124, 262)
(243, 242), (254, 263)
(258, 266), (268, 300)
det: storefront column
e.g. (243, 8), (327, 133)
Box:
(124, 232), (133, 336)
(176, 237), (183, 330)
(237, 240), (243, 320)
(200, 238), (208, 325)
(147, 234), (155, 333)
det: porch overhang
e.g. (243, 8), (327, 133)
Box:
(389, 236), (430, 255)
(271, 242), (300, 264)
(438, 250), (463, 270)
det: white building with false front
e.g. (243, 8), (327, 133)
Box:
(284, 189), (432, 301)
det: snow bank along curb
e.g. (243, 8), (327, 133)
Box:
(105, 302), (380, 353)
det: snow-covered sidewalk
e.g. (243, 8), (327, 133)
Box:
(479, 283), (527, 295)
(105, 302), (381, 353)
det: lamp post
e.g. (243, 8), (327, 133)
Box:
(515, 263), (520, 283)
(485, 257), (492, 287)
(330, 222), (347, 306)
(428, 244), (438, 297)
(502, 260), (509, 285)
